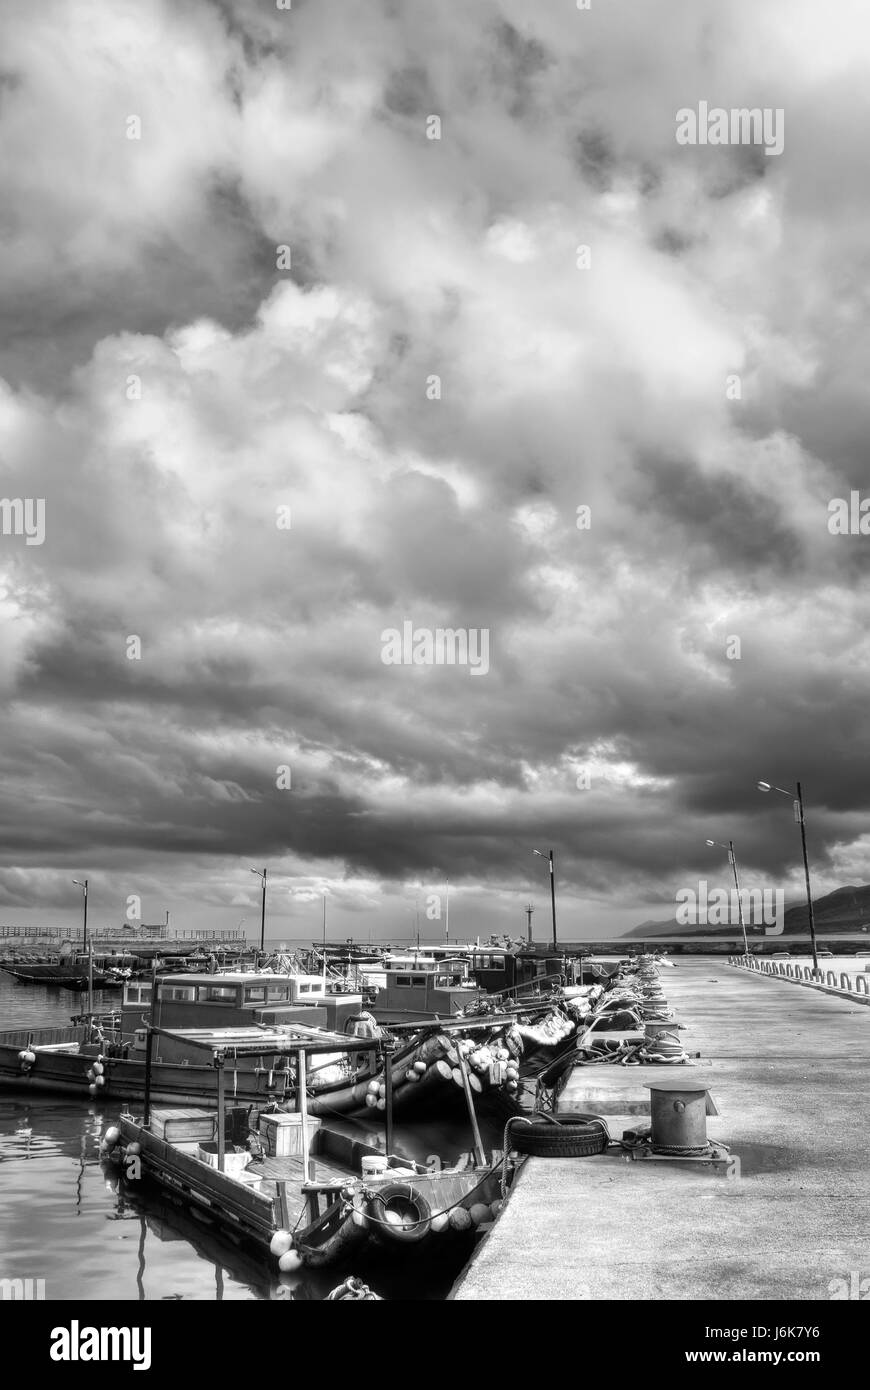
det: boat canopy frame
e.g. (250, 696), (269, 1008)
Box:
(139, 1023), (392, 1176)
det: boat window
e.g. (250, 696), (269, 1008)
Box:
(200, 986), (237, 1003)
(490, 955), (505, 969)
(162, 986), (196, 1001)
(435, 973), (465, 988)
(266, 986), (290, 1002)
(394, 977), (411, 987)
(411, 975), (426, 986)
(243, 986), (267, 1003)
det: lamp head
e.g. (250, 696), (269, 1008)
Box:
(757, 781), (771, 792)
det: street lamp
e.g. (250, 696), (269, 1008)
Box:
(532, 849), (557, 951)
(756, 780), (819, 974)
(71, 879), (88, 951)
(705, 840), (748, 957)
(250, 868), (267, 952)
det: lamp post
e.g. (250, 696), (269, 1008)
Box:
(71, 878), (88, 951)
(705, 839), (748, 957)
(533, 849), (557, 951)
(250, 868), (267, 952)
(757, 781), (819, 974)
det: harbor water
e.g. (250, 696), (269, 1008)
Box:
(0, 971), (494, 1301)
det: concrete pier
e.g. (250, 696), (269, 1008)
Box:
(453, 958), (869, 1300)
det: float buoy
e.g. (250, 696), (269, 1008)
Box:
(269, 1230), (294, 1258)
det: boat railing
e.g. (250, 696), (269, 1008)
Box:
(490, 972), (567, 1002)
(0, 1024), (91, 1047)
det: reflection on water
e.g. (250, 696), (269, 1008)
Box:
(0, 972), (487, 1300)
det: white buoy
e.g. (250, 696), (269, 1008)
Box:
(102, 1125), (121, 1150)
(278, 1248), (303, 1273)
(269, 1230), (294, 1258)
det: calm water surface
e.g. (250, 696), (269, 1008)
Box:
(0, 972), (485, 1301)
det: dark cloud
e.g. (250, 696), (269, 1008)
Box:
(1, 0), (869, 940)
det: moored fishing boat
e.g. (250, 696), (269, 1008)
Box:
(104, 1025), (510, 1269)
(0, 968), (525, 1118)
(0, 946), (136, 990)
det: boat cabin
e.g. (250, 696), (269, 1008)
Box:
(120, 972), (364, 1053)
(469, 948), (580, 997)
(371, 958), (480, 1023)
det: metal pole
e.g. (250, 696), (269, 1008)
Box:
(297, 1048), (311, 1183)
(260, 869), (266, 952)
(796, 783), (819, 975)
(445, 879), (449, 944)
(729, 842), (749, 957)
(143, 1028), (154, 1128)
(82, 879), (88, 952)
(456, 1050), (487, 1168)
(216, 1055), (226, 1172)
(384, 1046), (394, 1158)
(87, 936), (94, 1017)
(548, 851), (557, 951)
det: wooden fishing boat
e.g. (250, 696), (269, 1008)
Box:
(0, 954), (134, 989)
(0, 970), (520, 1116)
(105, 1025), (508, 1269)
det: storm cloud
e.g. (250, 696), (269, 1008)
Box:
(2, 0), (869, 939)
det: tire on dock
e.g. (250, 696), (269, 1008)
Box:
(510, 1113), (608, 1158)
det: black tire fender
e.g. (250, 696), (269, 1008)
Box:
(368, 1182), (432, 1243)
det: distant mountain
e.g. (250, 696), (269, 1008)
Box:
(621, 883), (870, 939)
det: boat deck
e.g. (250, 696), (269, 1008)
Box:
(252, 1155), (350, 1187)
(148, 1108), (354, 1188)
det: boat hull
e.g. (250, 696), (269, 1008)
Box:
(0, 964), (122, 989)
(112, 1115), (506, 1269)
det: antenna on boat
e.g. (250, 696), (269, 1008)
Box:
(445, 879), (449, 944)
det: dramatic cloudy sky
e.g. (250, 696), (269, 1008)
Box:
(2, 0), (870, 942)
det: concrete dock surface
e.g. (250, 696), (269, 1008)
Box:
(453, 958), (869, 1300)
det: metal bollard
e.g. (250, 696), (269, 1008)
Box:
(645, 1079), (718, 1154)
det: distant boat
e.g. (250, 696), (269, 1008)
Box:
(0, 954), (133, 990)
